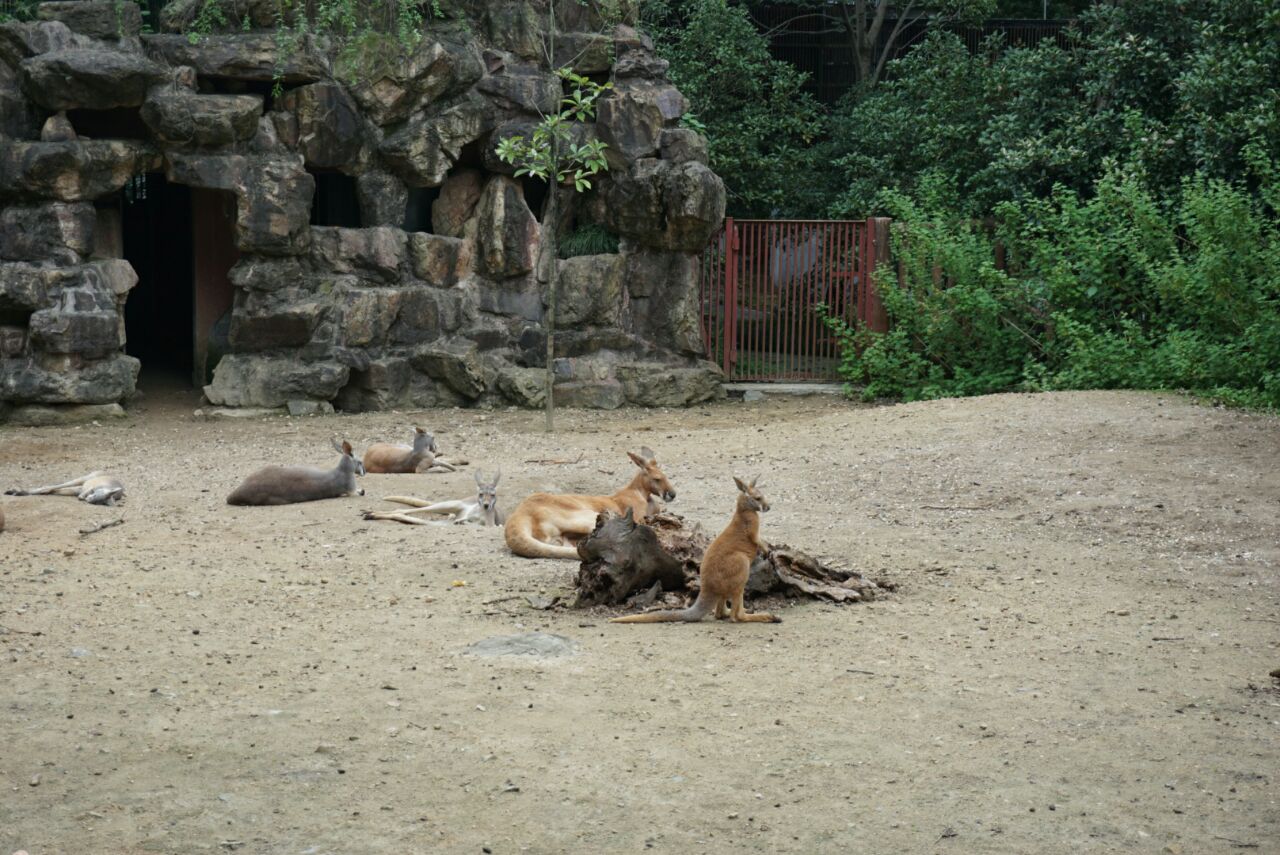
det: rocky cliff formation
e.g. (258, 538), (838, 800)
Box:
(0, 1), (726, 417)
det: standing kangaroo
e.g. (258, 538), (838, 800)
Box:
(612, 476), (781, 624)
(504, 447), (675, 559)
(227, 439), (365, 506)
(362, 427), (456, 474)
(363, 470), (504, 526)
(6, 472), (126, 506)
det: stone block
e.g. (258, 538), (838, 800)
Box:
(36, 2), (142, 40)
(21, 48), (165, 110)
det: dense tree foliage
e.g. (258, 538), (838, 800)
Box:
(824, 0), (1280, 217)
(644, 0), (825, 216)
(647, 0), (1280, 407)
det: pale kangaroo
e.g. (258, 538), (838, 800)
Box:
(6, 472), (126, 506)
(504, 446), (675, 559)
(226, 439), (365, 506)
(364, 470), (504, 526)
(363, 427), (456, 474)
(612, 476), (781, 624)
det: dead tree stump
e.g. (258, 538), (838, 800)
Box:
(574, 511), (889, 607)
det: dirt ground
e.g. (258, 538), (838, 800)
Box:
(1, 389), (1278, 855)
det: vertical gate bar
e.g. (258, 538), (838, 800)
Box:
(748, 221), (757, 381)
(808, 223), (819, 376)
(747, 220), (757, 381)
(722, 217), (736, 378)
(786, 221), (798, 379)
(793, 222), (804, 379)
(858, 220), (869, 330)
(762, 222), (773, 378)
(774, 221), (785, 380)
(798, 222), (811, 378)
(818, 222), (835, 378)
(746, 219), (755, 380)
(754, 221), (764, 381)
(792, 221), (803, 378)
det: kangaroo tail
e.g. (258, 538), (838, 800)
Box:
(504, 516), (581, 560)
(611, 593), (713, 624)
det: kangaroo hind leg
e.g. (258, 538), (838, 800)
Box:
(730, 590), (780, 623)
(7, 471), (101, 496)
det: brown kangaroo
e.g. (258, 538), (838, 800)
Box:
(227, 439), (365, 505)
(612, 476), (781, 624)
(362, 427), (456, 474)
(504, 446), (675, 560)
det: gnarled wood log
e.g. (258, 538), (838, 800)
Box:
(574, 511), (889, 607)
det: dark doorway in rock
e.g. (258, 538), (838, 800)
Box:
(310, 170), (361, 227)
(121, 172), (195, 389)
(520, 176), (549, 222)
(118, 172), (239, 390)
(404, 185), (442, 232)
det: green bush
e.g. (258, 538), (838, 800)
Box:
(821, 163), (1280, 409)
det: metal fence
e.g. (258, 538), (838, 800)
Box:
(700, 218), (889, 382)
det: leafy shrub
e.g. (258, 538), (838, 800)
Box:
(821, 162), (1280, 408)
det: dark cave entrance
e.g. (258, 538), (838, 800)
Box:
(116, 172), (238, 390)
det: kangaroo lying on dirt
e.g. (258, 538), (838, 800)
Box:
(362, 427), (457, 474)
(363, 470), (504, 526)
(504, 446), (675, 559)
(612, 476), (781, 624)
(227, 439), (365, 506)
(6, 472), (126, 506)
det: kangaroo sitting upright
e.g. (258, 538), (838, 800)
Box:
(363, 427), (456, 474)
(227, 439), (365, 506)
(6, 472), (126, 506)
(364, 470), (504, 526)
(504, 447), (675, 560)
(612, 476), (781, 624)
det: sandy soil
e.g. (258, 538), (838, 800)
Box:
(1, 389), (1278, 855)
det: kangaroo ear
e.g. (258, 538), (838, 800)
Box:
(751, 475), (760, 487)
(622, 506), (635, 525)
(733, 476), (749, 493)
(342, 440), (353, 456)
(627, 451), (646, 468)
(474, 470), (484, 486)
(331, 437), (343, 454)
(492, 468), (501, 486)
(639, 445), (656, 462)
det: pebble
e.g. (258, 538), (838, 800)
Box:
(29, 774), (40, 787)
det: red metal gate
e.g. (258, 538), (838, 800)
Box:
(699, 218), (889, 382)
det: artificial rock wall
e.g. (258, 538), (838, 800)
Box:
(0, 0), (727, 416)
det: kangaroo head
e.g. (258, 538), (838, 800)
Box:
(733, 475), (769, 512)
(333, 439), (366, 477)
(474, 468), (500, 512)
(413, 427), (439, 455)
(627, 445), (675, 502)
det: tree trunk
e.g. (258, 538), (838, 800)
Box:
(574, 511), (893, 607)
(542, 174), (559, 432)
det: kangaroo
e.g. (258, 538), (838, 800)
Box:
(362, 427), (456, 474)
(6, 472), (126, 506)
(364, 470), (504, 526)
(612, 476), (781, 624)
(227, 439), (365, 506)
(504, 446), (675, 560)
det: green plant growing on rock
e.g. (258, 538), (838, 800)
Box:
(183, 0), (435, 95)
(496, 67), (612, 432)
